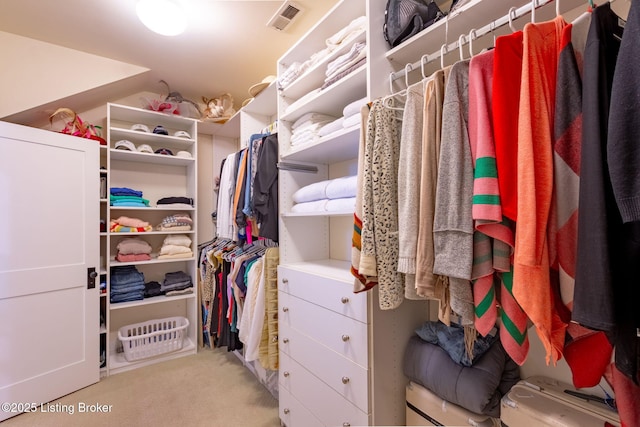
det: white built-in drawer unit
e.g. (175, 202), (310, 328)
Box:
(279, 351), (369, 427)
(279, 387), (324, 427)
(278, 264), (370, 426)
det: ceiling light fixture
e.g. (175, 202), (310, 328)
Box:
(136, 0), (187, 36)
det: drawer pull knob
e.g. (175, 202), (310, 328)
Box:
(282, 307), (289, 312)
(282, 278), (289, 284)
(283, 338), (289, 343)
(341, 334), (350, 342)
(341, 296), (349, 304)
(284, 408), (290, 414)
(342, 376), (350, 384)
(283, 371), (290, 377)
(343, 423), (351, 427)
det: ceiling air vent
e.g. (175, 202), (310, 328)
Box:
(267, 1), (303, 31)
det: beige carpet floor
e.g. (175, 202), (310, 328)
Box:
(2, 348), (280, 427)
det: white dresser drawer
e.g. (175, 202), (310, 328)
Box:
(281, 353), (370, 427)
(279, 290), (369, 367)
(279, 265), (368, 323)
(279, 349), (293, 391)
(279, 386), (324, 427)
(282, 323), (369, 412)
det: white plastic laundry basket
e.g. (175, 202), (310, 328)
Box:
(118, 316), (189, 362)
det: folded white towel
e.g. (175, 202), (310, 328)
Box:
(292, 112), (337, 130)
(291, 199), (329, 213)
(159, 244), (194, 256)
(319, 117), (345, 137)
(290, 133), (320, 147)
(343, 113), (361, 129)
(326, 16), (367, 48)
(163, 234), (192, 247)
(326, 42), (367, 80)
(326, 197), (356, 212)
(343, 97), (368, 118)
(292, 180), (329, 203)
(325, 175), (358, 199)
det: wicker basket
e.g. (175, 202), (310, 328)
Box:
(118, 316), (189, 362)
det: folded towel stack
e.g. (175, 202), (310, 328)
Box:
(319, 96), (367, 138)
(277, 16), (366, 91)
(158, 234), (193, 260)
(115, 237), (152, 262)
(110, 187), (149, 207)
(322, 41), (367, 90)
(290, 112), (337, 147)
(162, 270), (193, 296)
(291, 175), (357, 213)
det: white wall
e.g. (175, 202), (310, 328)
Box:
(0, 31), (149, 119)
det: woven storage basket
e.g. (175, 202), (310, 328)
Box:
(118, 316), (189, 362)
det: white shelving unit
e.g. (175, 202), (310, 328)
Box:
(104, 103), (199, 375)
(276, 2), (429, 426)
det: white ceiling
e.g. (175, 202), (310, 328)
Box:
(0, 0), (339, 119)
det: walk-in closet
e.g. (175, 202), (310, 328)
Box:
(1, 0), (638, 426)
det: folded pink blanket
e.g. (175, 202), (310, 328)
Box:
(115, 253), (152, 262)
(113, 216), (150, 228)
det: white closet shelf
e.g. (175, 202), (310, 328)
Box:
(280, 66), (367, 123)
(108, 337), (196, 374)
(109, 293), (196, 311)
(279, 259), (353, 283)
(282, 211), (353, 218)
(385, 0), (587, 67)
(109, 104), (198, 127)
(110, 126), (195, 145)
(281, 125), (360, 164)
(109, 230), (196, 236)
(109, 256), (196, 267)
(110, 149), (195, 166)
(109, 206), (195, 211)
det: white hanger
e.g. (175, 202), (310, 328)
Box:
(458, 34), (466, 61)
(556, 0), (561, 16)
(440, 43), (448, 70)
(531, 0), (536, 23)
(420, 53), (429, 80)
(508, 7), (517, 32)
(387, 62), (413, 96)
(468, 29), (476, 57)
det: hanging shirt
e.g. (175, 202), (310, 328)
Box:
(513, 16), (569, 366)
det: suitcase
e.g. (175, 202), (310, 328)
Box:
(406, 381), (500, 427)
(501, 376), (621, 427)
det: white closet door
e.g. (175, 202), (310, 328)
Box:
(0, 121), (99, 421)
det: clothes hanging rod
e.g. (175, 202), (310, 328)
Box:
(389, 0), (558, 84)
(277, 161), (318, 173)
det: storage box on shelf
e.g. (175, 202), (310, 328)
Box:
(104, 103), (198, 375)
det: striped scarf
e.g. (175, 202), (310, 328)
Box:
(468, 50), (530, 365)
